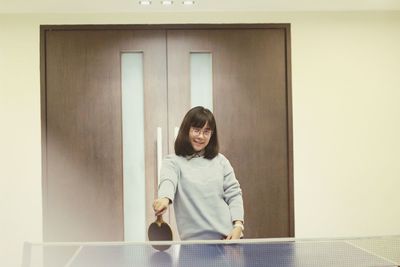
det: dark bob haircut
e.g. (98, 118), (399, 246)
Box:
(174, 106), (219, 159)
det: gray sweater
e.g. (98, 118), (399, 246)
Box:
(158, 153), (244, 240)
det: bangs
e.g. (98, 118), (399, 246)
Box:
(190, 111), (215, 130)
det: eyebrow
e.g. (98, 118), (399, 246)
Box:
(192, 126), (211, 129)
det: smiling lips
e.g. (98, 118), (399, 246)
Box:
(192, 139), (206, 150)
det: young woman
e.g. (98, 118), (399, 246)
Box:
(153, 106), (244, 240)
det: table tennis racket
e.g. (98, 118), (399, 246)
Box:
(148, 215), (173, 251)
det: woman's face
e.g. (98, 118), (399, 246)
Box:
(189, 122), (212, 152)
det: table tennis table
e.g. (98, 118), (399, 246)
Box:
(22, 236), (400, 267)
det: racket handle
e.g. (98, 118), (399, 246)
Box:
(156, 215), (164, 224)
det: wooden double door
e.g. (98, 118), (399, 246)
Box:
(41, 25), (293, 241)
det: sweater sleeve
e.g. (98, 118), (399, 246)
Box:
(221, 155), (244, 223)
(158, 155), (179, 202)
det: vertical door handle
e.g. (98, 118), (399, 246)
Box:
(174, 126), (179, 140)
(156, 127), (162, 186)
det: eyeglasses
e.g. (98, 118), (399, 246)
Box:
(191, 127), (212, 138)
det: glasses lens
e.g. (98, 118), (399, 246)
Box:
(191, 128), (212, 137)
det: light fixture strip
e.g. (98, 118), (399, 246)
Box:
(161, 0), (173, 5)
(182, 0), (195, 5)
(139, 0), (151, 5)
(139, 0), (196, 6)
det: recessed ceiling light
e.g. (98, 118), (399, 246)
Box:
(139, 0), (151, 5)
(182, 0), (195, 5)
(161, 0), (173, 5)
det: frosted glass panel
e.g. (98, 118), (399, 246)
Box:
(190, 53), (213, 111)
(121, 53), (145, 241)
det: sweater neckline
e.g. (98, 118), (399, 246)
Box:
(186, 150), (205, 160)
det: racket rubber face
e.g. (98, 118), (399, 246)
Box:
(148, 222), (173, 251)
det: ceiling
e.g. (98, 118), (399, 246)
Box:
(1, 0), (400, 13)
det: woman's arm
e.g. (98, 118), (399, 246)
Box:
(221, 155), (244, 239)
(222, 162), (244, 221)
(153, 155), (179, 215)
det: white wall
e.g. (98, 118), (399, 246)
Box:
(0, 14), (43, 267)
(291, 12), (400, 237)
(1, 11), (399, 266)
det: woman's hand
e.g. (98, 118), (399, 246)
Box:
(225, 226), (243, 240)
(153, 197), (170, 216)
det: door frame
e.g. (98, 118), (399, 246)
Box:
(40, 23), (294, 238)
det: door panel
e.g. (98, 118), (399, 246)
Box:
(167, 29), (292, 237)
(120, 30), (169, 240)
(44, 29), (168, 241)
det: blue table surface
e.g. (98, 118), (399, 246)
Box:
(35, 240), (398, 267)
